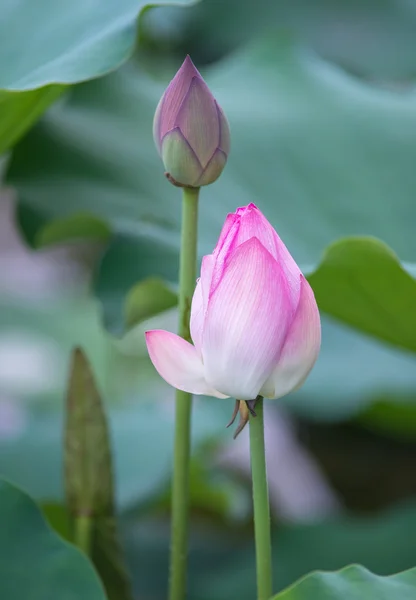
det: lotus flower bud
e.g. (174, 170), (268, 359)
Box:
(153, 55), (230, 188)
(145, 204), (321, 401)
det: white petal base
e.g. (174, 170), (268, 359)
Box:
(145, 329), (228, 398)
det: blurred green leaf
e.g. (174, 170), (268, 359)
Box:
(174, 0), (416, 79)
(308, 237), (416, 353)
(125, 278), (177, 329)
(286, 316), (416, 421)
(95, 235), (179, 334)
(65, 348), (133, 600)
(0, 86), (64, 154)
(271, 565), (416, 600)
(38, 213), (111, 247)
(156, 458), (249, 520)
(0, 479), (106, 600)
(359, 398), (416, 440)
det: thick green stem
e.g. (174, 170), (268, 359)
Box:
(249, 397), (273, 600)
(74, 515), (92, 556)
(169, 186), (200, 600)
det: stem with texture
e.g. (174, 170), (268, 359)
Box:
(169, 186), (200, 600)
(74, 514), (92, 555)
(249, 397), (273, 600)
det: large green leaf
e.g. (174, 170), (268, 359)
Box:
(0, 479), (106, 600)
(272, 565), (416, 599)
(0, 0), (197, 91)
(120, 503), (416, 599)
(0, 0), (196, 153)
(308, 237), (416, 353)
(7, 35), (416, 348)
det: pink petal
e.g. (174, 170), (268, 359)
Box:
(190, 280), (203, 354)
(216, 102), (231, 155)
(207, 204), (301, 309)
(153, 95), (164, 154)
(213, 212), (238, 257)
(196, 148), (227, 186)
(202, 238), (292, 400)
(235, 204), (280, 260)
(145, 330), (227, 398)
(157, 55), (203, 141)
(210, 215), (240, 294)
(190, 255), (215, 354)
(175, 77), (220, 167)
(235, 204), (301, 308)
(260, 276), (321, 399)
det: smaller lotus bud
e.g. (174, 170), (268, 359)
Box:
(153, 55), (230, 188)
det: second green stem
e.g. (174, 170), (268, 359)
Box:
(169, 186), (200, 600)
(249, 397), (273, 600)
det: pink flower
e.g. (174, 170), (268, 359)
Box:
(153, 55), (230, 187)
(145, 204), (321, 401)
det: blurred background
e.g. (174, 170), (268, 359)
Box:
(2, 0), (416, 597)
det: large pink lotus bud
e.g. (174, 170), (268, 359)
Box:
(153, 55), (230, 188)
(145, 204), (321, 401)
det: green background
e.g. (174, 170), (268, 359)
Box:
(1, 0), (416, 597)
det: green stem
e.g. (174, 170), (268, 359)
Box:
(249, 397), (273, 600)
(74, 515), (92, 556)
(169, 186), (200, 600)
